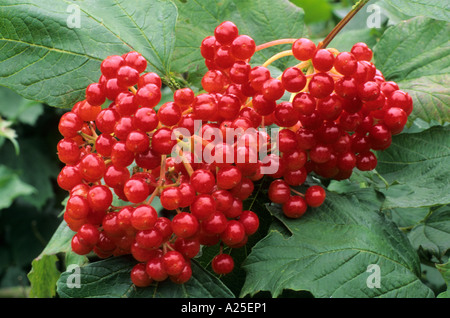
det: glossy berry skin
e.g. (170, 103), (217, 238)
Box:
(238, 210), (259, 235)
(231, 35), (256, 60)
(292, 38), (316, 61)
(212, 254), (234, 275)
(312, 49), (335, 72)
(131, 263), (153, 287)
(171, 212), (199, 239)
(190, 169), (216, 194)
(281, 67), (307, 93)
(282, 195), (307, 219)
(214, 21), (239, 45)
(159, 186), (182, 211)
(305, 186), (326, 207)
(131, 205), (158, 231)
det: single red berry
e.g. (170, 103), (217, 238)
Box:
(79, 153), (106, 183)
(126, 130), (150, 153)
(87, 185), (113, 212)
(281, 66), (307, 93)
(145, 256), (168, 282)
(162, 250), (187, 276)
(212, 254), (234, 275)
(214, 21), (239, 45)
(160, 186), (182, 211)
(135, 228), (163, 250)
(131, 204), (158, 231)
(171, 212), (199, 239)
(157, 102), (182, 126)
(124, 178), (150, 204)
(312, 48), (335, 72)
(282, 195), (307, 218)
(334, 51), (357, 76)
(308, 73), (334, 98)
(77, 223), (100, 247)
(71, 233), (93, 255)
(85, 82), (106, 106)
(238, 210), (259, 236)
(220, 220), (246, 247)
(351, 42), (373, 61)
(305, 185), (326, 207)
(190, 169), (216, 194)
(292, 38), (317, 61)
(136, 83), (161, 108)
(231, 35), (256, 60)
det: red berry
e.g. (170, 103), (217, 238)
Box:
(292, 38), (317, 61)
(131, 204), (158, 231)
(231, 35), (256, 60)
(305, 185), (326, 207)
(160, 186), (182, 211)
(172, 212), (199, 239)
(136, 84), (161, 108)
(212, 254), (234, 275)
(214, 21), (239, 45)
(282, 195), (307, 218)
(312, 49), (335, 72)
(281, 67), (307, 93)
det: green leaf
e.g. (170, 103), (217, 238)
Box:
(0, 0), (178, 108)
(290, 0), (332, 24)
(407, 205), (450, 262)
(27, 255), (60, 298)
(0, 165), (35, 210)
(240, 189), (434, 298)
(172, 0), (305, 88)
(0, 136), (60, 210)
(0, 87), (44, 126)
(436, 260), (450, 298)
(56, 256), (235, 298)
(383, 0), (450, 22)
(374, 17), (450, 124)
(375, 126), (450, 209)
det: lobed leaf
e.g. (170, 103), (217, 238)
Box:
(383, 0), (450, 22)
(375, 126), (450, 209)
(374, 17), (450, 124)
(0, 0), (178, 108)
(240, 189), (434, 298)
(56, 255), (235, 298)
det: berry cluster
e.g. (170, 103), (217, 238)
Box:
(56, 20), (412, 287)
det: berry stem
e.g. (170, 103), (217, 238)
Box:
(290, 187), (305, 197)
(255, 38), (298, 52)
(262, 50), (293, 67)
(318, 0), (370, 49)
(129, 86), (137, 94)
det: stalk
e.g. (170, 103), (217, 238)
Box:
(319, 0), (370, 49)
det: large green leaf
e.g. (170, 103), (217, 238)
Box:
(375, 126), (450, 209)
(56, 255), (235, 298)
(383, 0), (450, 22)
(374, 17), (450, 124)
(172, 0), (305, 88)
(240, 189), (434, 298)
(0, 0), (177, 108)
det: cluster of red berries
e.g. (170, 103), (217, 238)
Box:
(56, 20), (412, 287)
